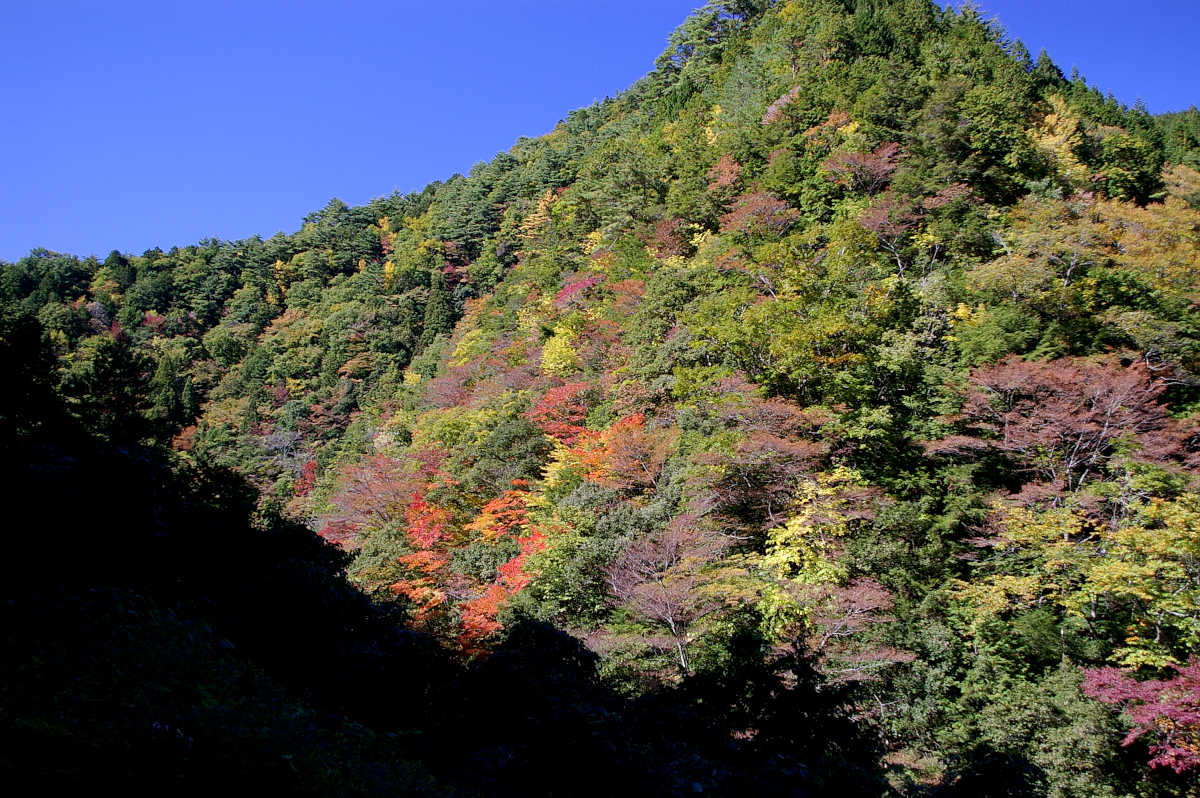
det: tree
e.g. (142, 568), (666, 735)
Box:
(458, 524), (546, 651)
(552, 273), (604, 310)
(573, 413), (677, 493)
(718, 191), (800, 240)
(698, 431), (824, 530)
(954, 492), (1200, 669)
(418, 272), (453, 349)
(60, 329), (153, 445)
(388, 492), (456, 628)
(149, 351), (184, 426)
(706, 154), (743, 199)
(0, 312), (67, 447)
(323, 454), (420, 542)
(1084, 658), (1200, 775)
(1096, 130), (1164, 204)
(805, 578), (908, 683)
(465, 481), (531, 543)
(821, 141), (901, 195)
(649, 218), (695, 259)
(938, 355), (1177, 495)
(755, 468), (881, 643)
(859, 192), (919, 274)
(606, 514), (731, 672)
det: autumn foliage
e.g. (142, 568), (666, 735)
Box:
(526, 381), (595, 446)
(934, 355), (1188, 496)
(719, 191), (800, 239)
(822, 142), (901, 195)
(323, 454), (418, 542)
(607, 514), (730, 671)
(17, 4), (1200, 792)
(1084, 658), (1200, 774)
(573, 413), (677, 491)
(388, 480), (547, 652)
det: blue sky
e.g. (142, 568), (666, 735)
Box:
(1, 1), (1197, 262)
(965, 0), (1198, 113)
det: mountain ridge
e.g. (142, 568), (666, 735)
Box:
(5, 1), (1200, 794)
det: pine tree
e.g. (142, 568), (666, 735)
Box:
(418, 272), (453, 350)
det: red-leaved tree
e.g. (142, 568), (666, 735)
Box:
(527, 382), (596, 446)
(707, 154), (744, 195)
(933, 356), (1177, 496)
(719, 191), (800, 240)
(607, 514), (730, 672)
(389, 493), (456, 625)
(698, 432), (824, 530)
(650, 217), (694, 258)
(323, 454), (420, 544)
(695, 379), (828, 529)
(860, 193), (920, 274)
(553, 273), (605, 310)
(805, 578), (913, 686)
(456, 482), (546, 652)
(1084, 658), (1200, 775)
(574, 413), (677, 492)
(762, 85), (802, 126)
(822, 142), (901, 195)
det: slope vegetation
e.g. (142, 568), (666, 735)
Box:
(5, 1), (1200, 794)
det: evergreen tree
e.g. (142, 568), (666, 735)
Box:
(419, 271), (453, 350)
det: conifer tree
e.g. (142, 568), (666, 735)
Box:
(419, 271), (453, 349)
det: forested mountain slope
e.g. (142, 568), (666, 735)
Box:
(5, 1), (1200, 794)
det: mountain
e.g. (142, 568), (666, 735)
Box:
(4, 1), (1200, 794)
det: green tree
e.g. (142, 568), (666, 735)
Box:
(418, 272), (453, 350)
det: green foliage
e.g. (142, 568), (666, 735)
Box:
(60, 332), (154, 444)
(518, 531), (620, 626)
(418, 272), (454, 349)
(943, 666), (1134, 798)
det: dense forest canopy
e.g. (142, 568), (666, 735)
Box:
(4, 1), (1200, 795)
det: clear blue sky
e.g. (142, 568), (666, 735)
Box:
(964, 0), (1198, 113)
(2, 1), (1197, 262)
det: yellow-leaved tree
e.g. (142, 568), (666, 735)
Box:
(956, 495), (1200, 667)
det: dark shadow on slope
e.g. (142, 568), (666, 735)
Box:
(1, 312), (885, 796)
